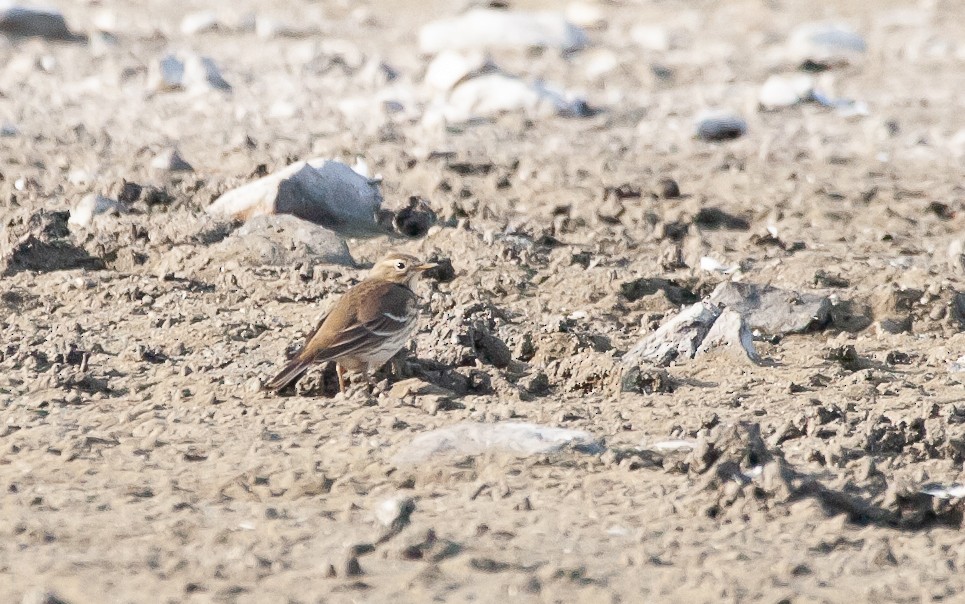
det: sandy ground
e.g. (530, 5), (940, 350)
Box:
(2, 0), (965, 602)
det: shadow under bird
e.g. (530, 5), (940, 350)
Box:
(265, 252), (437, 393)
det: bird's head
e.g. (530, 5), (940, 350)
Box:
(367, 252), (437, 285)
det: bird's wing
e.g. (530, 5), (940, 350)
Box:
(296, 282), (417, 363)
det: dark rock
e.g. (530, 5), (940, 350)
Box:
(695, 114), (747, 141)
(619, 277), (697, 305)
(813, 269), (850, 288)
(885, 350), (912, 365)
(658, 177), (680, 199)
(423, 255), (455, 282)
(0, 6), (80, 40)
(118, 181), (143, 204)
(693, 207), (750, 230)
(826, 344), (861, 370)
(391, 196), (437, 238)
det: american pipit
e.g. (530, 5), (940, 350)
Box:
(265, 252), (436, 393)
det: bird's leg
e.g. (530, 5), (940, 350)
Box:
(336, 363), (346, 393)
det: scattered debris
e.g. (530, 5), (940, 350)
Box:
(149, 54), (231, 92)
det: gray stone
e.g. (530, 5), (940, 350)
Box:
(150, 147), (193, 172)
(149, 55), (185, 91)
(696, 112), (747, 141)
(206, 214), (353, 268)
(207, 159), (392, 238)
(185, 55), (231, 91)
(710, 282), (831, 335)
(0, 5), (75, 39)
(788, 22), (866, 68)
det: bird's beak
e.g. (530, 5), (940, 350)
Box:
(416, 262), (438, 272)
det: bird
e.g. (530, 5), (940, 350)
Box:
(265, 252), (437, 393)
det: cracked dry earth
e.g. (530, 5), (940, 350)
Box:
(3, 0), (965, 602)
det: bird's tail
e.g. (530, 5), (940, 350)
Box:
(264, 355), (313, 392)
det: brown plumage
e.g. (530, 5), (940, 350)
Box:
(265, 252), (436, 393)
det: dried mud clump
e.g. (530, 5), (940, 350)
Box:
(1, 210), (104, 275)
(425, 301), (513, 369)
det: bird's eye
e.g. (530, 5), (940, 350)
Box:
(395, 261), (406, 270)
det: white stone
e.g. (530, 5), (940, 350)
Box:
(566, 1), (605, 29)
(67, 168), (92, 186)
(419, 9), (588, 54)
(699, 256), (738, 274)
(759, 74), (814, 110)
(424, 50), (491, 92)
(150, 53), (231, 92)
(375, 496), (415, 528)
(69, 194), (120, 228)
(444, 72), (587, 122)
(921, 484), (965, 499)
(580, 48), (618, 79)
(180, 11), (220, 35)
(630, 24), (670, 51)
